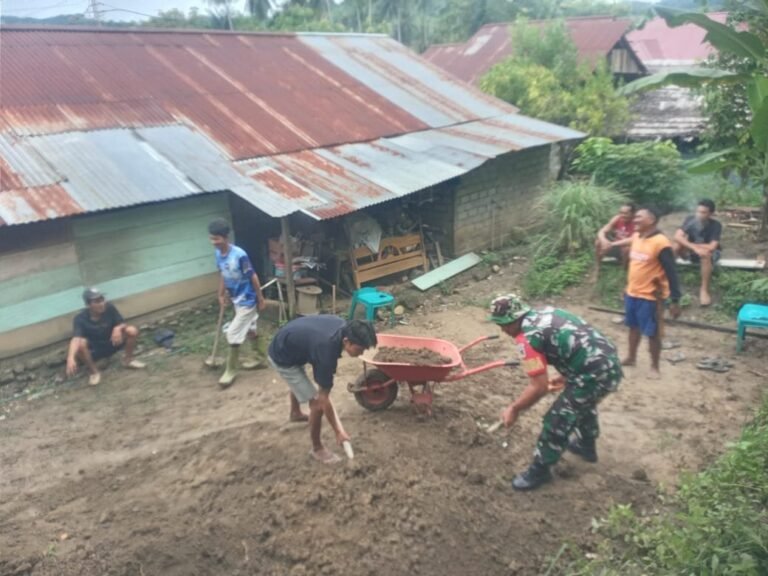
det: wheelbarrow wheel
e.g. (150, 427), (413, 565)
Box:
(353, 369), (398, 412)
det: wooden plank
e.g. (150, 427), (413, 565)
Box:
(281, 217), (296, 319)
(356, 251), (424, 273)
(0, 219), (71, 258)
(675, 258), (765, 270)
(356, 254), (426, 285)
(76, 214), (219, 262)
(73, 194), (228, 238)
(0, 286), (84, 333)
(350, 234), (423, 260)
(0, 255), (217, 333)
(412, 253), (482, 291)
(79, 238), (213, 286)
(0, 264), (82, 308)
(0, 242), (78, 283)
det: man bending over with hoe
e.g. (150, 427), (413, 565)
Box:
(208, 219), (266, 388)
(268, 316), (377, 464)
(490, 295), (623, 491)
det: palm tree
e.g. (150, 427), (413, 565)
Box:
(245, 0), (274, 21)
(205, 0), (235, 29)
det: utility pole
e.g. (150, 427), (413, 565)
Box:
(87, 0), (102, 26)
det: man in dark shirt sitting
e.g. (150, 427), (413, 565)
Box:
(66, 288), (145, 386)
(673, 199), (723, 307)
(268, 316), (377, 464)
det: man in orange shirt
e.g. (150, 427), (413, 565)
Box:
(610, 207), (682, 376)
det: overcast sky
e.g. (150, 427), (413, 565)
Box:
(1, 0), (213, 21)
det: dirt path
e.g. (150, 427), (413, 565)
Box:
(0, 296), (765, 576)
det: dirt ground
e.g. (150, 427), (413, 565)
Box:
(1, 263), (766, 576)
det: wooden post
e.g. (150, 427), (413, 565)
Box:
(281, 217), (296, 319)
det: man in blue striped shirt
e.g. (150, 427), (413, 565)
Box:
(209, 219), (266, 388)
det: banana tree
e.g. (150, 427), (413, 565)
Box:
(621, 3), (768, 235)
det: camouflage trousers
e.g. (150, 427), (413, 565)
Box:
(534, 358), (622, 466)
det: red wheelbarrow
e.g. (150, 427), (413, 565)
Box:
(347, 333), (518, 415)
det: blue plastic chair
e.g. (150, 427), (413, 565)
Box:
(736, 303), (768, 352)
(349, 287), (396, 326)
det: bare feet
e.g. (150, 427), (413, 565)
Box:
(621, 358), (636, 367)
(290, 412), (309, 423)
(648, 368), (662, 380)
(700, 289), (712, 307)
(310, 448), (341, 464)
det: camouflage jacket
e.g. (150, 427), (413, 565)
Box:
(518, 307), (619, 379)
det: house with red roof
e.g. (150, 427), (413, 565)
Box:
(625, 12), (728, 141)
(423, 16), (646, 85)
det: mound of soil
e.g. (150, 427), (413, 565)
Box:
(374, 346), (452, 365)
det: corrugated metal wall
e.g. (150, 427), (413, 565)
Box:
(0, 194), (229, 350)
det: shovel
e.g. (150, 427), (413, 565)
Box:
(204, 305), (226, 369)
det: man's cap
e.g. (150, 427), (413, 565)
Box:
(82, 287), (105, 304)
(488, 294), (530, 325)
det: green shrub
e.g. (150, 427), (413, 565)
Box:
(714, 272), (768, 316)
(571, 137), (683, 210)
(532, 181), (628, 256)
(560, 394), (768, 576)
(479, 21), (629, 137)
(523, 253), (591, 298)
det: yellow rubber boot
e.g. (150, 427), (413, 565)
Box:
(242, 336), (268, 370)
(218, 346), (240, 388)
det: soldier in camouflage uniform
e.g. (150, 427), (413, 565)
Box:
(490, 295), (623, 491)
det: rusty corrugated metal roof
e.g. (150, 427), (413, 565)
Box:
(0, 27), (582, 226)
(0, 27), (515, 157)
(424, 16), (636, 84)
(237, 113), (583, 220)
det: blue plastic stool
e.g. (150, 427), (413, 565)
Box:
(736, 303), (768, 352)
(349, 287), (396, 326)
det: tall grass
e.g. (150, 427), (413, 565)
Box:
(553, 394), (768, 576)
(533, 181), (628, 256)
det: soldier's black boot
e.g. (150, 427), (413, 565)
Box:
(567, 436), (598, 463)
(512, 460), (552, 491)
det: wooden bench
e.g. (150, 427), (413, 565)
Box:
(350, 232), (428, 289)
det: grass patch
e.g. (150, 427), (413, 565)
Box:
(552, 394), (768, 575)
(713, 271), (768, 317)
(524, 253), (592, 298)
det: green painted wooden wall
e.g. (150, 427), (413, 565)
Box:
(0, 194), (229, 334)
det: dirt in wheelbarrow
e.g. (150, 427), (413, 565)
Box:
(1, 300), (766, 576)
(374, 346), (453, 366)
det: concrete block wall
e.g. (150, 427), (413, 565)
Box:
(453, 145), (553, 254)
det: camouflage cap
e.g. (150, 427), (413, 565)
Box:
(488, 294), (530, 325)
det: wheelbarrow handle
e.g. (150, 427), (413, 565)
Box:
(444, 359), (509, 381)
(457, 334), (499, 354)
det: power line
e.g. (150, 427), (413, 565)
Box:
(1, 1), (84, 16)
(97, 3), (157, 19)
